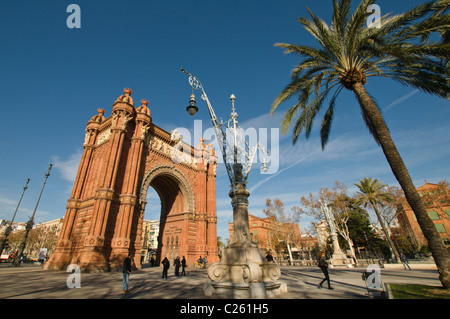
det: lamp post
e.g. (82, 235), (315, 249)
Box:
(0, 178), (30, 256)
(13, 164), (52, 267)
(181, 68), (284, 298)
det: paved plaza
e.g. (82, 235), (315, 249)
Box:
(0, 262), (441, 300)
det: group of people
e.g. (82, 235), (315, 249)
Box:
(122, 254), (192, 292)
(161, 256), (187, 278)
(196, 255), (208, 269)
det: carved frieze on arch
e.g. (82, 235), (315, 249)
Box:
(139, 164), (196, 213)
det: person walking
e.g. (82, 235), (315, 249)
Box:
(174, 256), (181, 276)
(161, 257), (170, 279)
(181, 256), (187, 276)
(401, 253), (411, 270)
(150, 256), (155, 267)
(266, 250), (274, 262)
(317, 251), (333, 290)
(122, 253), (133, 292)
(202, 255), (208, 269)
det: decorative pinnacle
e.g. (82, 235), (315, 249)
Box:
(97, 108), (106, 115)
(230, 94), (237, 119)
(141, 99), (149, 107)
(124, 88), (133, 95)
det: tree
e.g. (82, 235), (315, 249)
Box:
(377, 185), (406, 227)
(271, 0), (450, 288)
(294, 181), (358, 264)
(346, 209), (390, 259)
(332, 195), (360, 265)
(354, 177), (401, 262)
(263, 198), (301, 265)
(377, 185), (412, 255)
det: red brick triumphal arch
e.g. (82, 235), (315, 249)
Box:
(44, 89), (219, 272)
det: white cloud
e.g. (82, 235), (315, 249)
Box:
(51, 149), (83, 182)
(0, 197), (18, 207)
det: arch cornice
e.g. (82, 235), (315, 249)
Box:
(139, 164), (195, 213)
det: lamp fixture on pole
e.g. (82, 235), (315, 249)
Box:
(180, 67), (268, 187)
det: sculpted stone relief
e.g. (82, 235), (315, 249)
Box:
(96, 129), (112, 146)
(84, 130), (92, 145)
(146, 133), (197, 168)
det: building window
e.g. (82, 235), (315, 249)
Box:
(428, 211), (440, 220)
(435, 223), (446, 233)
(443, 237), (450, 246)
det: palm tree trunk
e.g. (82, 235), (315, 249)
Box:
(371, 200), (401, 262)
(352, 82), (450, 288)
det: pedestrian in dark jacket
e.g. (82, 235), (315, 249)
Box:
(317, 252), (333, 289)
(162, 257), (170, 279)
(122, 253), (133, 292)
(266, 250), (274, 262)
(174, 256), (181, 276)
(401, 253), (411, 270)
(181, 256), (187, 276)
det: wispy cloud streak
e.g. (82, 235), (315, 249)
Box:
(383, 89), (419, 111)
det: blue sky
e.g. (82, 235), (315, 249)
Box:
(0, 0), (449, 243)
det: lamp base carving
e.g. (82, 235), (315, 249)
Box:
(204, 246), (287, 298)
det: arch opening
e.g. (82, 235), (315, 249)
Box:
(139, 166), (195, 266)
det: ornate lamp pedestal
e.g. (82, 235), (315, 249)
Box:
(205, 183), (286, 298)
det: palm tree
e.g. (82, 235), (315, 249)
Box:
(354, 177), (401, 262)
(271, 0), (450, 288)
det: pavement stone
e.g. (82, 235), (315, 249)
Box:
(0, 262), (442, 300)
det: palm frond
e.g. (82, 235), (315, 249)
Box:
(320, 85), (344, 149)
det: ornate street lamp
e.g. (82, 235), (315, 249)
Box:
(13, 164), (52, 267)
(180, 68), (283, 298)
(181, 68), (268, 187)
(0, 178), (30, 256)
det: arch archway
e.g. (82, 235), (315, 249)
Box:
(139, 165), (195, 265)
(140, 164), (196, 213)
(44, 89), (219, 272)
